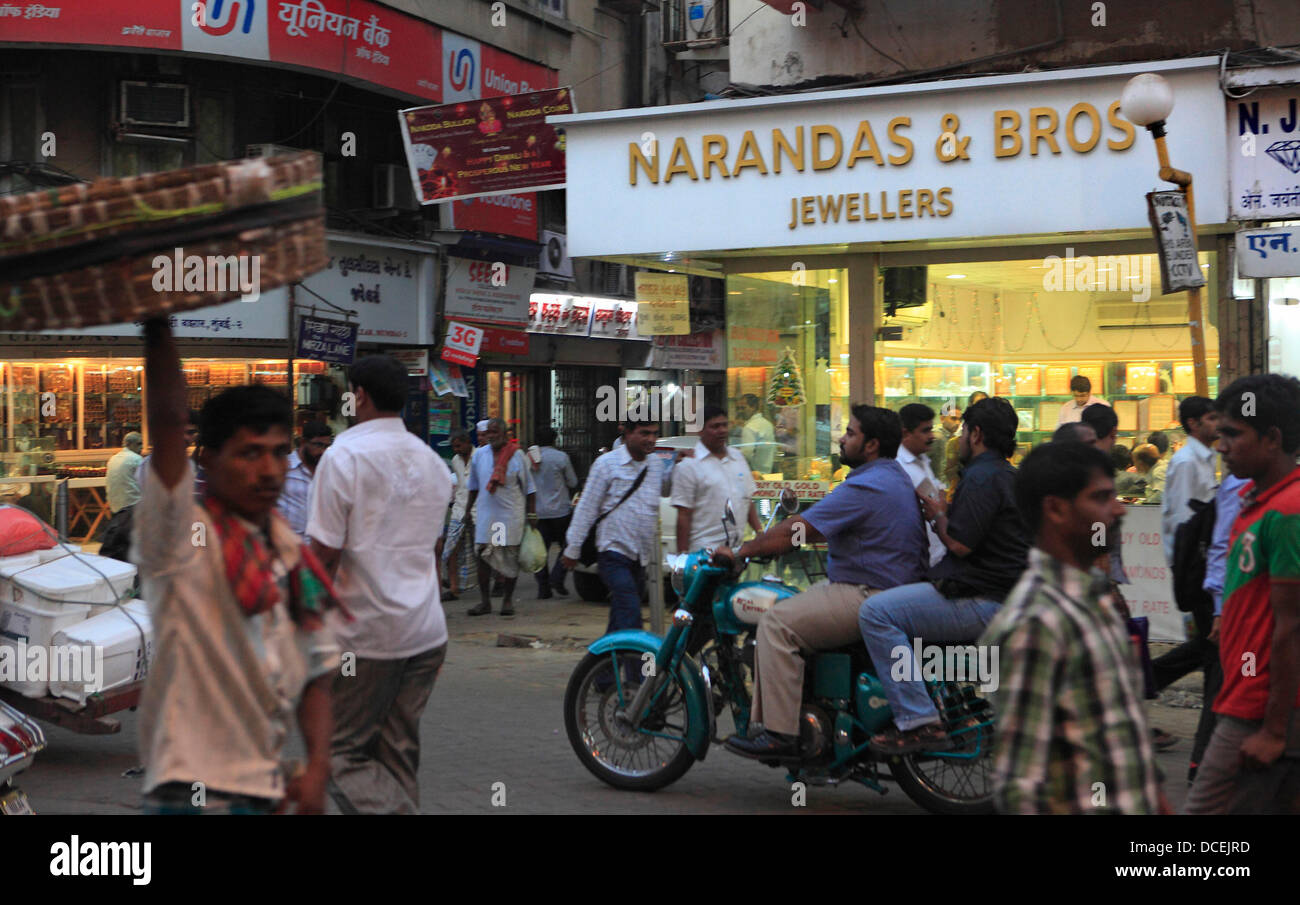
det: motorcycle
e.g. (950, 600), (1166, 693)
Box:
(563, 491), (998, 815)
(0, 698), (45, 815)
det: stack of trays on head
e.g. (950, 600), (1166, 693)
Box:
(0, 151), (327, 330)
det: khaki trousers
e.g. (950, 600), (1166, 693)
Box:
(751, 581), (880, 737)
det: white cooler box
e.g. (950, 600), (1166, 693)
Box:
(0, 553), (137, 698)
(49, 600), (152, 704)
(2, 554), (136, 610)
(0, 598), (92, 697)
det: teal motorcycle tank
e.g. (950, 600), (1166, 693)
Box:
(713, 580), (800, 635)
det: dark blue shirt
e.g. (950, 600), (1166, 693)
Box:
(928, 450), (1030, 601)
(802, 457), (927, 588)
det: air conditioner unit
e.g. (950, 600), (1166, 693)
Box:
(686, 0), (720, 40)
(600, 263), (627, 296)
(373, 164), (419, 211)
(120, 82), (190, 127)
(1095, 300), (1187, 328)
(246, 143), (301, 160)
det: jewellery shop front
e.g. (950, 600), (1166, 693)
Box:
(554, 57), (1237, 640)
(0, 232), (438, 542)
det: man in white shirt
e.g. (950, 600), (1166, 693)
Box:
(134, 318), (340, 815)
(737, 393), (777, 474)
(308, 354), (453, 815)
(671, 406), (761, 553)
(1057, 375), (1109, 426)
(562, 418), (663, 633)
(465, 417), (535, 617)
(1161, 396), (1219, 565)
(896, 404), (947, 567)
(100, 431), (143, 561)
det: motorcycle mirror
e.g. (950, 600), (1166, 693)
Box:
(779, 488), (799, 515)
(722, 501), (737, 547)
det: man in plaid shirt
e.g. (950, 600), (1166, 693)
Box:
(980, 441), (1169, 814)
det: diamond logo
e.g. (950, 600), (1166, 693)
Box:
(1265, 140), (1300, 174)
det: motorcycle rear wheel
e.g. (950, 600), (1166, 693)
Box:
(890, 686), (998, 816)
(564, 649), (697, 792)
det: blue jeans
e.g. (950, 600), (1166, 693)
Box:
(858, 582), (1001, 731)
(598, 551), (645, 634)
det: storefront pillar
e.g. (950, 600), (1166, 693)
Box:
(848, 253), (878, 406)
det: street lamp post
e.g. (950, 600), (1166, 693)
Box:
(1120, 73), (1211, 399)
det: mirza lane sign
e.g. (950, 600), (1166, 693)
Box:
(552, 59), (1228, 256)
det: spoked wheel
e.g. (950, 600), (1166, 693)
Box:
(891, 682), (998, 815)
(564, 648), (697, 791)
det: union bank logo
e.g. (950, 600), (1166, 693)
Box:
(182, 0), (269, 59)
(198, 0), (256, 35)
(450, 48), (475, 93)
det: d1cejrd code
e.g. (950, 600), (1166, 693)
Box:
(1132, 842), (1250, 856)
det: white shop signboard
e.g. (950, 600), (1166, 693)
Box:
(1119, 504), (1185, 643)
(1229, 88), (1300, 220)
(443, 257), (536, 328)
(552, 58), (1228, 257)
(43, 234), (435, 344)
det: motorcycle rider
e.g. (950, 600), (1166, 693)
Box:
(715, 405), (928, 760)
(858, 397), (1030, 754)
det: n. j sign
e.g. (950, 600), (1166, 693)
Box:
(551, 59), (1228, 256)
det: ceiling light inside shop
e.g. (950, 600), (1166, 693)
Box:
(946, 274), (967, 279)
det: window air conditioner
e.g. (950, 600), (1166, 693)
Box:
(121, 82), (190, 127)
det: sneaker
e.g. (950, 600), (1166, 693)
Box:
(1152, 728), (1178, 751)
(553, 585), (570, 597)
(537, 590), (554, 600)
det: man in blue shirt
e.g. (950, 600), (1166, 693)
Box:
(859, 397), (1030, 754)
(716, 405), (927, 760)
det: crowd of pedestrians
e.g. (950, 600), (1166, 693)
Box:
(128, 317), (1299, 817)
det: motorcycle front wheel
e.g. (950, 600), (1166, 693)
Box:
(564, 648), (697, 792)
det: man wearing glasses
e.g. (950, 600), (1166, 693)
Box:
(279, 421), (334, 538)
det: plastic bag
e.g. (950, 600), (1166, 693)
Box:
(519, 526), (548, 574)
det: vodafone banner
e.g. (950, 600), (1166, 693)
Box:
(444, 192), (538, 239)
(1, 1), (555, 104)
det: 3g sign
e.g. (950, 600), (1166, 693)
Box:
(442, 321), (484, 366)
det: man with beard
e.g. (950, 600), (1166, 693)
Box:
(278, 421), (333, 539)
(859, 397), (1030, 754)
(980, 441), (1168, 814)
(897, 403), (947, 568)
(716, 406), (927, 760)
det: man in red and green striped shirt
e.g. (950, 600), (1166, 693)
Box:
(1185, 374), (1300, 815)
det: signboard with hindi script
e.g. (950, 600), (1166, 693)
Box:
(1236, 225), (1300, 278)
(1146, 191), (1206, 295)
(296, 315), (358, 364)
(634, 273), (690, 335)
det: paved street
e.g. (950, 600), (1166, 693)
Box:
(20, 590), (1202, 815)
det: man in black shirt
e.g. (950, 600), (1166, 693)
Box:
(857, 397), (1031, 753)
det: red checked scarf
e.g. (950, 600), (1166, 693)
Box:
(486, 440), (520, 494)
(202, 495), (348, 631)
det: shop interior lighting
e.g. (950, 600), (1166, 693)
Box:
(946, 274), (967, 279)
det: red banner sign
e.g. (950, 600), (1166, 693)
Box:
(445, 192), (538, 239)
(399, 87), (572, 205)
(0, 1), (555, 105)
(479, 326), (530, 356)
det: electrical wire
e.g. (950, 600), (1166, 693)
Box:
(268, 80), (342, 147)
(848, 12), (905, 70)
